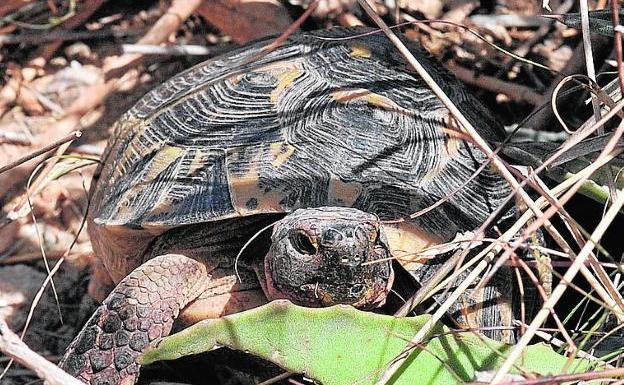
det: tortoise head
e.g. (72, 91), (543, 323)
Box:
(263, 207), (394, 309)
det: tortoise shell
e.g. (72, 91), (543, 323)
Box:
(89, 27), (511, 281)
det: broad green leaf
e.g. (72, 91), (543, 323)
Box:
(143, 301), (595, 385)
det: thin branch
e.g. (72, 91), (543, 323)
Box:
(0, 28), (143, 45)
(0, 318), (85, 385)
(121, 43), (214, 56)
(0, 131), (81, 174)
(0, 250), (89, 265)
(448, 62), (543, 105)
(256, 0), (318, 58)
(610, 0), (624, 94)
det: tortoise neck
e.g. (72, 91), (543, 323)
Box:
(142, 214), (285, 267)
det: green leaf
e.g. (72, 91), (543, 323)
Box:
(143, 301), (594, 385)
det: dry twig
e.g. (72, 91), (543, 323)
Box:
(0, 318), (85, 385)
(353, 1), (607, 383)
(448, 61), (543, 105)
(0, 131), (81, 175)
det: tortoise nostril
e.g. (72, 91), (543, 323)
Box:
(340, 254), (364, 266)
(290, 231), (317, 255)
(322, 228), (344, 245)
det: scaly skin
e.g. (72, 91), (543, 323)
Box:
(59, 254), (209, 385)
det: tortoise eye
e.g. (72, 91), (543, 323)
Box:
(290, 231), (317, 255)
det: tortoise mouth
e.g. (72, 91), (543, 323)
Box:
(261, 207), (394, 309)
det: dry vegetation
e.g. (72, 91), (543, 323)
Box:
(0, 0), (623, 384)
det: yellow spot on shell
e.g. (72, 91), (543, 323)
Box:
(133, 146), (185, 220)
(445, 137), (461, 157)
(227, 148), (285, 215)
(144, 146), (184, 182)
(458, 285), (513, 343)
(270, 69), (303, 104)
(444, 116), (464, 158)
(459, 295), (481, 336)
(366, 93), (403, 111)
(114, 144), (183, 220)
(270, 142), (295, 168)
(351, 43), (371, 58)
(330, 88), (411, 115)
(228, 73), (244, 86)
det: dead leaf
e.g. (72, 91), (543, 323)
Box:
(197, 0), (292, 43)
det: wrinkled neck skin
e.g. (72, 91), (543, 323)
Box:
(260, 207), (395, 309)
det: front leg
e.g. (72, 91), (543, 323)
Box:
(60, 254), (210, 385)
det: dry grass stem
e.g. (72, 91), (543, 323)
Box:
(609, 0), (624, 94)
(491, 191), (624, 383)
(380, 142), (621, 383)
(356, 1), (624, 382)
(578, 0), (617, 202)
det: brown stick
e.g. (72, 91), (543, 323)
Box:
(447, 62), (543, 105)
(0, 318), (85, 385)
(0, 250), (90, 265)
(610, 0), (624, 95)
(257, 0), (318, 58)
(0, 131), (81, 174)
(102, 0), (203, 79)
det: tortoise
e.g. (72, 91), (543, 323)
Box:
(59, 27), (518, 385)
